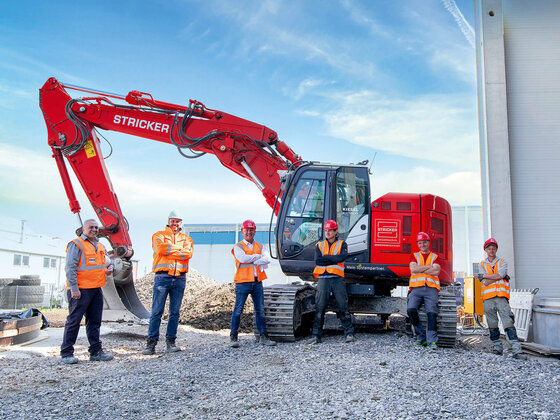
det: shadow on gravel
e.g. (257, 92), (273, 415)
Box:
(103, 331), (147, 340)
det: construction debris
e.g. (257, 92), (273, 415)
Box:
(135, 268), (255, 332)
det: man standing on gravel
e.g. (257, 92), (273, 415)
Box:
(478, 238), (526, 360)
(60, 219), (114, 364)
(142, 210), (193, 355)
(229, 219), (276, 348)
(407, 232), (441, 350)
(307, 219), (354, 344)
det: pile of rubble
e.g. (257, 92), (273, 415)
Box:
(135, 268), (254, 332)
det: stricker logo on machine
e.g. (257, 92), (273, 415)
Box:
(113, 115), (170, 133)
(374, 219), (401, 247)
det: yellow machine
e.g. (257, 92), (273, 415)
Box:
(463, 276), (484, 316)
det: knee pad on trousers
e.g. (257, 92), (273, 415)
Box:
(407, 308), (420, 326)
(427, 312), (438, 331)
(505, 327), (518, 341)
(489, 327), (501, 342)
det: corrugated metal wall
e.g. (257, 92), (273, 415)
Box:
(503, 0), (560, 297)
(477, 0), (560, 298)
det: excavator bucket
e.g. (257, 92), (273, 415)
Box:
(102, 257), (150, 322)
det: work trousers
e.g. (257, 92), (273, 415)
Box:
(147, 273), (186, 341)
(483, 297), (515, 331)
(312, 276), (354, 338)
(60, 288), (104, 357)
(230, 280), (267, 335)
(407, 285), (439, 344)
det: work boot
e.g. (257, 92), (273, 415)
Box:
(60, 355), (79, 365)
(142, 338), (157, 355)
(259, 334), (277, 346)
(166, 338), (181, 353)
(345, 334), (354, 343)
(509, 339), (526, 360)
(491, 340), (503, 355)
(230, 333), (240, 348)
(427, 342), (438, 350)
(306, 336), (321, 345)
(90, 349), (114, 362)
(415, 339), (427, 347)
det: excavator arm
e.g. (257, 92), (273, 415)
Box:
(39, 77), (303, 319)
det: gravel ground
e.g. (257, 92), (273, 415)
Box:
(1, 324), (559, 420)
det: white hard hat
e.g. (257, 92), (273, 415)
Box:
(168, 210), (182, 220)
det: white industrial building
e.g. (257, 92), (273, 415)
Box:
(0, 217), (67, 290)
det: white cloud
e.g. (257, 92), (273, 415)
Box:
(299, 90), (479, 170)
(441, 0), (475, 48)
(0, 142), (272, 223)
(282, 78), (334, 101)
(371, 166), (482, 206)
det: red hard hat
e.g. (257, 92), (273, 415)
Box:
(324, 220), (338, 230)
(484, 238), (498, 249)
(416, 232), (430, 242)
(242, 220), (256, 229)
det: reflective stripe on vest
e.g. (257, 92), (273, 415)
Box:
(232, 241), (267, 283)
(409, 252), (440, 291)
(313, 240), (345, 278)
(151, 227), (192, 276)
(67, 237), (106, 289)
(480, 259), (510, 300)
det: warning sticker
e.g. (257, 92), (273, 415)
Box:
(374, 219), (401, 247)
(84, 140), (96, 158)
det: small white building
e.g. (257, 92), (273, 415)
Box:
(0, 217), (67, 291)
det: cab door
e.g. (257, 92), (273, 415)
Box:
(277, 169), (328, 276)
(333, 166), (370, 262)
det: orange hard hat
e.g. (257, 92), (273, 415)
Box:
(324, 220), (338, 230)
(484, 238), (498, 249)
(242, 220), (256, 229)
(416, 232), (430, 242)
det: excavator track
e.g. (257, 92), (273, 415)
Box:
(419, 286), (458, 348)
(263, 283), (316, 342)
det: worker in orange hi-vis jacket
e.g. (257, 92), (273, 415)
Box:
(60, 218), (115, 365)
(407, 232), (441, 350)
(142, 210), (193, 356)
(478, 238), (526, 360)
(229, 219), (276, 348)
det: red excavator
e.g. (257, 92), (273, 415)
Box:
(39, 77), (457, 346)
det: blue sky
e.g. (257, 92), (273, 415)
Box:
(0, 0), (479, 273)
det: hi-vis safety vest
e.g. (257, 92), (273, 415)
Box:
(313, 240), (345, 278)
(152, 226), (193, 276)
(480, 258), (510, 300)
(409, 252), (440, 291)
(66, 237), (107, 289)
(232, 241), (267, 283)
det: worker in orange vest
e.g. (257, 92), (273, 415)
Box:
(60, 219), (114, 364)
(478, 238), (526, 360)
(229, 219), (276, 348)
(307, 219), (354, 344)
(142, 210), (193, 355)
(407, 232), (441, 350)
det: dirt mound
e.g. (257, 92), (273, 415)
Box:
(135, 268), (254, 332)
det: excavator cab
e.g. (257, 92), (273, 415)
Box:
(276, 164), (371, 279)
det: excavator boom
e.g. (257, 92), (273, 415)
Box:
(39, 77), (303, 320)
